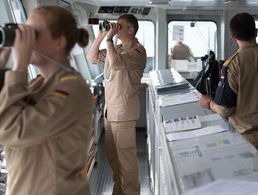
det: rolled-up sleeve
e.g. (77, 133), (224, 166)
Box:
(90, 49), (107, 65)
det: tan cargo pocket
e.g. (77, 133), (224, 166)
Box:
(116, 122), (136, 149)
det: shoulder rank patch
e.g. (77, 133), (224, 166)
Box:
(134, 43), (144, 53)
(52, 89), (69, 99)
(223, 52), (239, 67)
(60, 76), (77, 82)
(135, 48), (140, 53)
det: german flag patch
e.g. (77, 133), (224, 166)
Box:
(52, 89), (69, 99)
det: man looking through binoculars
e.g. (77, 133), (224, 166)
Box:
(87, 14), (146, 195)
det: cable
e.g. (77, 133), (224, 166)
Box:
(33, 49), (76, 73)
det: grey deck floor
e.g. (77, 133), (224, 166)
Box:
(89, 128), (152, 195)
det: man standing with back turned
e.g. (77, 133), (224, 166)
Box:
(87, 14), (146, 195)
(199, 12), (258, 149)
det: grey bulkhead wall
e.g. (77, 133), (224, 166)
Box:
(155, 8), (167, 70)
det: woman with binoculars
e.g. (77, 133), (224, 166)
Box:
(0, 5), (93, 195)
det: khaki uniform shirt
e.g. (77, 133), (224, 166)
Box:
(218, 45), (258, 133)
(91, 38), (146, 121)
(171, 42), (194, 62)
(0, 68), (93, 195)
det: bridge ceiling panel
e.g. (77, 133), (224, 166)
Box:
(68, 0), (258, 8)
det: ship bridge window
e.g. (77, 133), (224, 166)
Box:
(168, 21), (217, 69)
(92, 20), (154, 73)
(8, 0), (27, 23)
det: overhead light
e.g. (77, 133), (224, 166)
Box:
(224, 0), (237, 5)
(149, 0), (170, 5)
(247, 0), (258, 5)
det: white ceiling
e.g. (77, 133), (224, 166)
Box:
(68, 0), (258, 8)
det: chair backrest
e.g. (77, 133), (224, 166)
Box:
(193, 51), (220, 97)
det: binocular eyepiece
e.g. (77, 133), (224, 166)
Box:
(99, 20), (110, 31)
(0, 23), (17, 48)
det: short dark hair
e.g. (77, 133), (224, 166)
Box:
(230, 12), (257, 41)
(118, 14), (139, 35)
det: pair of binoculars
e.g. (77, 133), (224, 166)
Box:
(99, 20), (110, 31)
(0, 23), (17, 48)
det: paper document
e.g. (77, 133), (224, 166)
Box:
(149, 68), (189, 91)
(183, 179), (258, 195)
(159, 90), (200, 107)
(164, 115), (202, 133)
(171, 60), (202, 72)
(199, 113), (224, 123)
(166, 125), (228, 141)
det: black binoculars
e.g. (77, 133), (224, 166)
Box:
(99, 20), (110, 31)
(0, 23), (17, 48)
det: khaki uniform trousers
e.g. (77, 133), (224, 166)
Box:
(105, 120), (140, 195)
(241, 130), (258, 149)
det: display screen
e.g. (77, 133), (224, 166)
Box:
(142, 7), (151, 15)
(113, 6), (130, 13)
(98, 6), (115, 13)
(88, 18), (99, 25)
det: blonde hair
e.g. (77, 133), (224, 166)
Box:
(32, 5), (89, 54)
